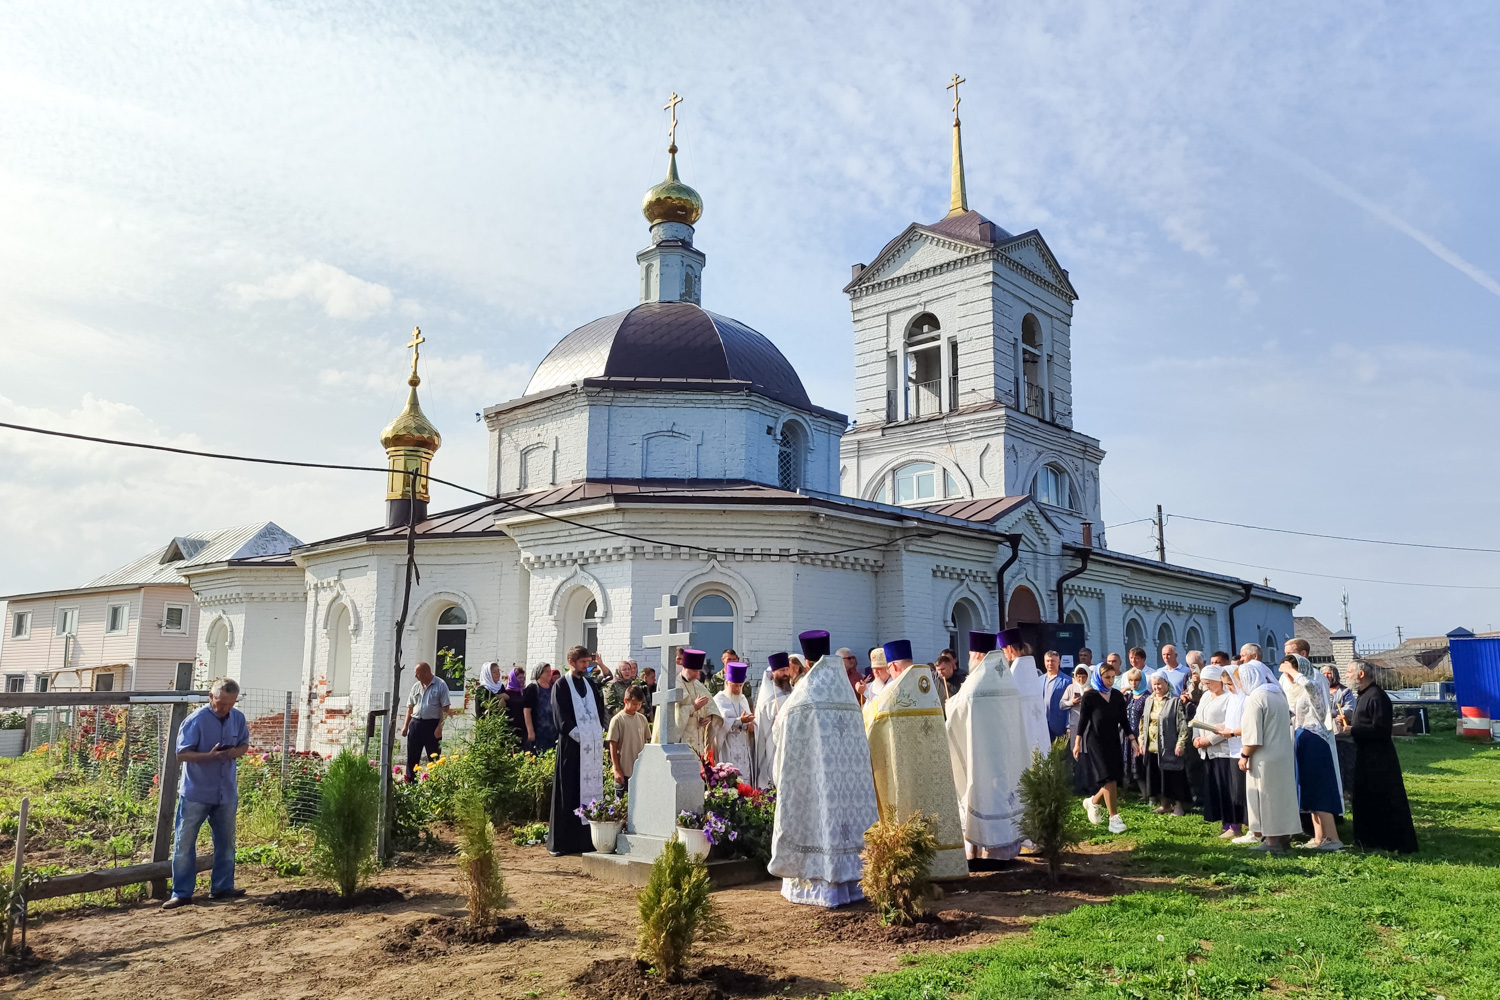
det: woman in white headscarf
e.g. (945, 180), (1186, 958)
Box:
(1277, 654), (1345, 850)
(1192, 662), (1245, 838)
(1142, 670), (1190, 816)
(474, 661), (508, 719)
(1231, 649), (1302, 852)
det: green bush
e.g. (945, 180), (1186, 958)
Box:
(391, 775), (442, 851)
(511, 747), (555, 823)
(451, 714), (521, 823)
(454, 790), (506, 923)
(310, 749), (380, 897)
(0, 712), (25, 731)
(635, 834), (721, 981)
(1018, 738), (1083, 883)
(511, 821), (548, 846)
(236, 842), (306, 877)
(861, 811), (938, 927)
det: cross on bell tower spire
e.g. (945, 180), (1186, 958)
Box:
(945, 73), (969, 218)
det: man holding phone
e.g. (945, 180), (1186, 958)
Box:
(163, 677), (250, 909)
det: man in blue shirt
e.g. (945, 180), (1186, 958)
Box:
(1041, 650), (1071, 742)
(163, 677), (250, 909)
(1161, 645), (1191, 697)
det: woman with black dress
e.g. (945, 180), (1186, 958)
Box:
(1075, 662), (1130, 833)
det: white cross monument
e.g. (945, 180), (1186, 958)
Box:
(604, 595), (708, 863)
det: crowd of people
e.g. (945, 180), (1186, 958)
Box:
(156, 624), (1421, 911)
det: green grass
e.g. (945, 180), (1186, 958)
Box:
(842, 734), (1500, 1000)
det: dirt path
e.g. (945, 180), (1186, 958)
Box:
(0, 841), (1149, 999)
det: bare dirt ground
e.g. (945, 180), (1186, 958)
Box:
(0, 840), (1152, 1000)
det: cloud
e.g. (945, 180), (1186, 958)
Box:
(230, 260), (396, 320)
(1224, 273), (1259, 308)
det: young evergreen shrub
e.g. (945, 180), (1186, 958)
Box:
(454, 789), (506, 924)
(860, 811), (938, 926)
(1018, 738), (1083, 883)
(310, 749), (380, 897)
(635, 834), (722, 981)
(455, 713), (522, 822)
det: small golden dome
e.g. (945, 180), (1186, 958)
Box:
(642, 149), (703, 227)
(380, 377), (442, 454)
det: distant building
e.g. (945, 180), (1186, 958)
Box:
(1298, 616), (1472, 689)
(1293, 616), (1336, 664)
(0, 523), (300, 693)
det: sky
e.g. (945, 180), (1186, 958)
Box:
(2, 1), (1498, 648)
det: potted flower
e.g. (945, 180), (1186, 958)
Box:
(576, 795), (627, 853)
(675, 811), (712, 859)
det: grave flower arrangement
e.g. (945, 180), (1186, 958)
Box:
(677, 762), (777, 863)
(576, 795), (628, 823)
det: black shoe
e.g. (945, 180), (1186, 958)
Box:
(210, 888), (247, 900)
(162, 896), (193, 910)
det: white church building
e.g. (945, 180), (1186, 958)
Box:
(184, 105), (1297, 750)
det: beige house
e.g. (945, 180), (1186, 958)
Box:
(0, 524), (300, 693)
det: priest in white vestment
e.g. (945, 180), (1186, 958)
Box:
(768, 630), (879, 907)
(946, 630), (1030, 860)
(753, 652), (795, 789)
(865, 639), (968, 879)
(652, 648), (723, 760)
(713, 661), (755, 778)
(1002, 629), (1052, 761)
(1236, 651), (1301, 851)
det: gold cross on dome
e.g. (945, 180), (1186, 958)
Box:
(406, 326), (425, 377)
(947, 73), (965, 119)
(664, 91), (682, 150)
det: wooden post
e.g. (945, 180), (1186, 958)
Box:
(149, 702), (190, 900)
(280, 691), (292, 789)
(5, 797), (29, 954)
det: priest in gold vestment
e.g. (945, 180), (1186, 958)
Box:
(864, 639), (968, 879)
(652, 648), (723, 759)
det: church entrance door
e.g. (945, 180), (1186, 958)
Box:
(1006, 586), (1042, 629)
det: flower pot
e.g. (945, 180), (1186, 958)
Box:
(590, 820), (622, 854)
(676, 826), (710, 859)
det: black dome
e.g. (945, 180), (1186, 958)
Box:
(524, 302), (814, 411)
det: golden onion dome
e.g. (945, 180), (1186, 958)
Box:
(380, 375), (442, 453)
(642, 148), (703, 226)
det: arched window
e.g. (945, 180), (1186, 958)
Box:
(905, 312), (941, 344)
(896, 462), (937, 503)
(435, 605), (468, 692)
(1156, 622), (1175, 665)
(1265, 631), (1277, 659)
(328, 605), (352, 696)
(690, 594), (736, 663)
(1125, 617), (1147, 655)
(1065, 609), (1085, 626)
(952, 598), (979, 656)
(777, 423), (806, 491)
(1021, 314), (1044, 417)
(583, 599), (601, 653)
(207, 620), (230, 679)
(1032, 464), (1078, 511)
(1185, 625), (1203, 653)
(1006, 586), (1042, 628)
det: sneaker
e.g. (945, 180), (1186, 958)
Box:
(1249, 842), (1285, 854)
(161, 896), (193, 910)
(1108, 815), (1127, 834)
(210, 888), (247, 900)
(1218, 828), (1238, 839)
(1084, 798), (1103, 825)
(1231, 833), (1261, 845)
(1317, 841), (1344, 852)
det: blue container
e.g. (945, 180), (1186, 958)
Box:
(1449, 634), (1500, 718)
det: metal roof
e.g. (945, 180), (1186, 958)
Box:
(522, 302), (831, 416)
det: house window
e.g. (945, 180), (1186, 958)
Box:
(435, 605), (468, 693)
(895, 463), (937, 503)
(1032, 464), (1079, 511)
(777, 423), (807, 491)
(56, 608), (78, 636)
(4, 676), (23, 694)
(162, 604), (188, 633)
(10, 612), (29, 639)
(94, 673), (115, 692)
(1265, 632), (1277, 658)
(107, 604), (129, 634)
(689, 594), (736, 664)
(34, 675), (49, 693)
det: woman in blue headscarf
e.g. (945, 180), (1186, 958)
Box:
(1074, 660), (1130, 833)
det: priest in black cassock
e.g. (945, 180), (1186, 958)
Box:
(547, 644), (609, 856)
(1347, 661), (1419, 854)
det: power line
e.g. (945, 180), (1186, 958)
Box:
(1169, 513), (1500, 555)
(1166, 545), (1500, 592)
(0, 420), (926, 560)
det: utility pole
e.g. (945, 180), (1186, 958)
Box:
(1341, 588), (1351, 633)
(1154, 505), (1166, 563)
(1396, 625), (1403, 646)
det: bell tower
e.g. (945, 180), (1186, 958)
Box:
(838, 78), (1105, 544)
